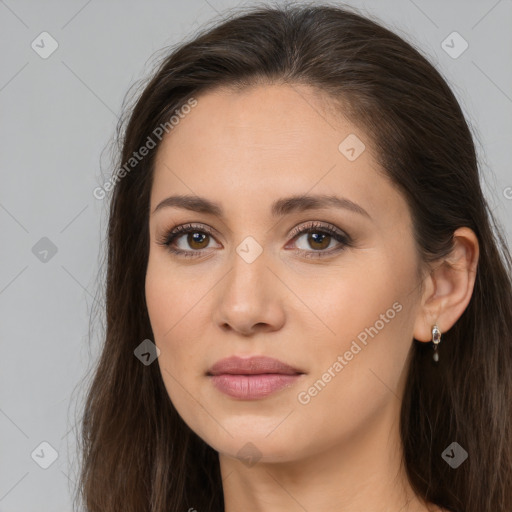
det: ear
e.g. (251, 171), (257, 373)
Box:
(413, 227), (479, 343)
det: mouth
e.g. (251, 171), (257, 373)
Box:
(206, 355), (305, 400)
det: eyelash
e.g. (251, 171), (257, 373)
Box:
(156, 221), (352, 259)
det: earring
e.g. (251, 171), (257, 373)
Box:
(432, 324), (441, 362)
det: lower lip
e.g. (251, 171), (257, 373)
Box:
(209, 373), (303, 399)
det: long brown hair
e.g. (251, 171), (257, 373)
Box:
(74, 3), (512, 511)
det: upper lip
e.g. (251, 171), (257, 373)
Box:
(207, 356), (304, 376)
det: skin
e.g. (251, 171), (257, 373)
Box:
(145, 83), (479, 512)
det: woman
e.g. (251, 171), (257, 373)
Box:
(76, 3), (512, 511)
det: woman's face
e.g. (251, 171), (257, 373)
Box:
(145, 84), (424, 463)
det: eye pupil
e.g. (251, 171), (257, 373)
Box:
(188, 232), (209, 249)
(308, 232), (330, 250)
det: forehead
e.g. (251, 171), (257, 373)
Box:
(156, 83), (351, 160)
(150, 84), (404, 226)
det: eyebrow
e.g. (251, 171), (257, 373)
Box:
(152, 193), (371, 220)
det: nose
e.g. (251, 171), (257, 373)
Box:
(212, 246), (286, 336)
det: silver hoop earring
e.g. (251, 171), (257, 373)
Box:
(432, 324), (441, 362)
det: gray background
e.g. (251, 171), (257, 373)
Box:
(0, 0), (511, 510)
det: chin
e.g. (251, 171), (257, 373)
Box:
(195, 419), (311, 465)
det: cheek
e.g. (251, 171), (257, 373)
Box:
(145, 262), (212, 434)
(145, 258), (195, 377)
(290, 253), (407, 351)
(294, 258), (416, 413)
(290, 294), (414, 459)
(145, 254), (206, 340)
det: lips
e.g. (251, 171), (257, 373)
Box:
(207, 355), (303, 376)
(206, 355), (305, 400)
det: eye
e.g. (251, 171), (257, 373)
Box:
(156, 221), (352, 259)
(156, 223), (220, 258)
(286, 221), (351, 259)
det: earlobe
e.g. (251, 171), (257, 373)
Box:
(413, 227), (479, 344)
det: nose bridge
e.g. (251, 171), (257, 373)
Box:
(226, 234), (272, 300)
(212, 233), (285, 334)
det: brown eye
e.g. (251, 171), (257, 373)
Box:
(303, 232), (332, 250)
(187, 231), (210, 250)
(157, 221), (351, 260)
(156, 223), (220, 258)
(289, 222), (350, 257)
